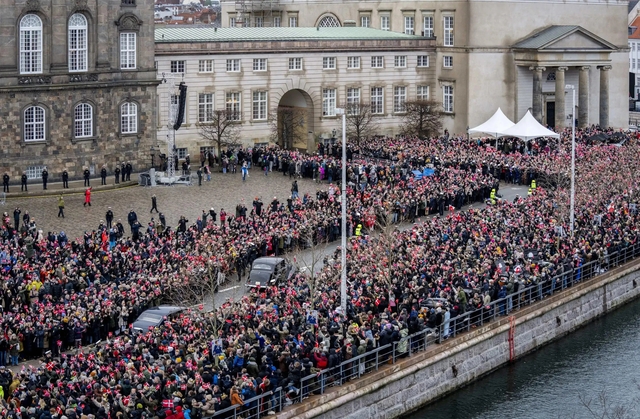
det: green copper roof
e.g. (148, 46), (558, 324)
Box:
(155, 26), (425, 43)
(513, 25), (580, 49)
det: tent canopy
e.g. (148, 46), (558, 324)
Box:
(498, 111), (560, 140)
(468, 108), (515, 138)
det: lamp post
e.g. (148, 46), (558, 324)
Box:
(335, 107), (347, 317)
(565, 84), (576, 237)
(150, 146), (157, 169)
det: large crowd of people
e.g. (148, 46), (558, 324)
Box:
(0, 127), (639, 419)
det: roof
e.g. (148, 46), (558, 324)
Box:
(155, 26), (424, 43)
(631, 16), (640, 39)
(513, 25), (617, 50)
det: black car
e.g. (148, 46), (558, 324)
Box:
(132, 305), (186, 333)
(246, 257), (295, 289)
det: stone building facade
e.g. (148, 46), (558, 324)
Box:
(0, 0), (159, 182)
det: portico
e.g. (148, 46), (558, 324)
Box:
(514, 26), (618, 129)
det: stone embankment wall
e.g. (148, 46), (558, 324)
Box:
(282, 260), (640, 419)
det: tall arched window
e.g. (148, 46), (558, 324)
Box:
(121, 102), (138, 134)
(74, 103), (93, 138)
(318, 15), (340, 28)
(20, 14), (43, 74)
(69, 13), (88, 72)
(24, 106), (46, 142)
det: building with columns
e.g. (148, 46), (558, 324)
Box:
(217, 0), (629, 133)
(0, 0), (158, 180)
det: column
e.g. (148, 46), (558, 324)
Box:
(554, 67), (568, 130)
(599, 65), (612, 128)
(578, 66), (590, 128)
(530, 66), (546, 123)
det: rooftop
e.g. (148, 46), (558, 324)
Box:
(155, 26), (426, 43)
(631, 16), (640, 39)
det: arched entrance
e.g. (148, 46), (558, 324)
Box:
(277, 89), (314, 151)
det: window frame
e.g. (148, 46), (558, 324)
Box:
(443, 55), (453, 68)
(226, 58), (241, 72)
(273, 16), (281, 27)
(68, 13), (88, 73)
(443, 85), (454, 113)
(417, 85), (430, 101)
(360, 15), (370, 28)
(444, 15), (454, 47)
(252, 90), (268, 121)
(252, 58), (267, 72)
(19, 14), (43, 74)
(380, 15), (390, 31)
(417, 55), (430, 67)
(322, 56), (336, 70)
(23, 105), (46, 142)
(170, 60), (185, 74)
(198, 59), (213, 73)
(393, 86), (407, 113)
(289, 16), (298, 27)
(370, 87), (384, 115)
(225, 92), (241, 121)
(288, 57), (302, 70)
(322, 88), (337, 117)
(347, 56), (361, 69)
(119, 32), (136, 70)
(120, 102), (138, 135)
(404, 16), (415, 35)
(346, 87), (361, 115)
(198, 93), (214, 123)
(73, 102), (94, 139)
(394, 55), (407, 68)
(423, 15), (434, 38)
(371, 56), (384, 69)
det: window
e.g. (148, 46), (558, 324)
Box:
(360, 16), (370, 28)
(253, 58), (267, 71)
(68, 14), (88, 72)
(404, 16), (414, 35)
(273, 16), (281, 27)
(289, 57), (302, 70)
(199, 59), (213, 72)
(444, 16), (454, 46)
(225, 92), (241, 120)
(417, 55), (429, 67)
(26, 165), (45, 180)
(380, 15), (390, 31)
(635, 59), (638, 70)
(393, 86), (406, 113)
(394, 56), (407, 68)
(417, 85), (430, 101)
(24, 105), (45, 142)
(443, 85), (454, 113)
(121, 102), (138, 134)
(322, 88), (336, 116)
(323, 57), (336, 70)
(254, 17), (263, 27)
(121, 0), (136, 5)
(175, 147), (187, 160)
(371, 87), (384, 114)
(444, 55), (453, 68)
(226, 59), (240, 72)
(198, 93), (214, 122)
(74, 103), (93, 138)
(252, 91), (267, 120)
(120, 32), (136, 69)
(346, 87), (360, 114)
(318, 16), (340, 27)
(371, 56), (384, 68)
(20, 15), (43, 74)
(423, 15), (433, 38)
(170, 60), (185, 74)
(347, 56), (360, 69)
(229, 17), (237, 27)
(289, 16), (297, 27)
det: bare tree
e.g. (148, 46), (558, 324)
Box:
(269, 106), (307, 149)
(343, 102), (378, 147)
(196, 109), (241, 161)
(577, 390), (637, 419)
(400, 100), (444, 138)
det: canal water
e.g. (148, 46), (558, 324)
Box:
(406, 299), (640, 419)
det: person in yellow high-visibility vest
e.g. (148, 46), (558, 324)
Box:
(355, 224), (362, 236)
(489, 189), (496, 205)
(528, 188), (533, 196)
(531, 179), (537, 190)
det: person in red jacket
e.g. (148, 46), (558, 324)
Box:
(83, 187), (92, 207)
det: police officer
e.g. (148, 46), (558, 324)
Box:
(490, 188), (496, 205)
(41, 167), (49, 190)
(2, 173), (9, 193)
(83, 167), (90, 187)
(528, 187), (533, 196)
(100, 165), (107, 185)
(125, 162), (132, 181)
(531, 179), (537, 190)
(106, 207), (114, 229)
(21, 172), (28, 192)
(121, 162), (126, 181)
(114, 165), (121, 184)
(62, 170), (69, 188)
(355, 224), (362, 237)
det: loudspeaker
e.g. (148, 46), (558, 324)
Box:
(173, 82), (188, 131)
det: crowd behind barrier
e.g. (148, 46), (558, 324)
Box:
(0, 129), (639, 419)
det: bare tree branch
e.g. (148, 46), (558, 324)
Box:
(342, 102), (379, 148)
(400, 100), (444, 139)
(269, 106), (307, 149)
(196, 109), (242, 159)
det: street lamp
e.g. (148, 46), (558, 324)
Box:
(335, 107), (347, 317)
(150, 145), (158, 169)
(565, 84), (576, 237)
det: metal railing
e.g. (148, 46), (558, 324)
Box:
(205, 242), (640, 418)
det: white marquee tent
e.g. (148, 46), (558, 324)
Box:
(498, 110), (560, 140)
(468, 108), (515, 138)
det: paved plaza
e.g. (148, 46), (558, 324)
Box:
(3, 169), (325, 240)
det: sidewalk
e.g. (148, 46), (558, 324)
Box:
(2, 174), (139, 199)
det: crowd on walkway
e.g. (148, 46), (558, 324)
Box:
(0, 129), (639, 419)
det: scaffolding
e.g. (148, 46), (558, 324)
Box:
(234, 0), (279, 27)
